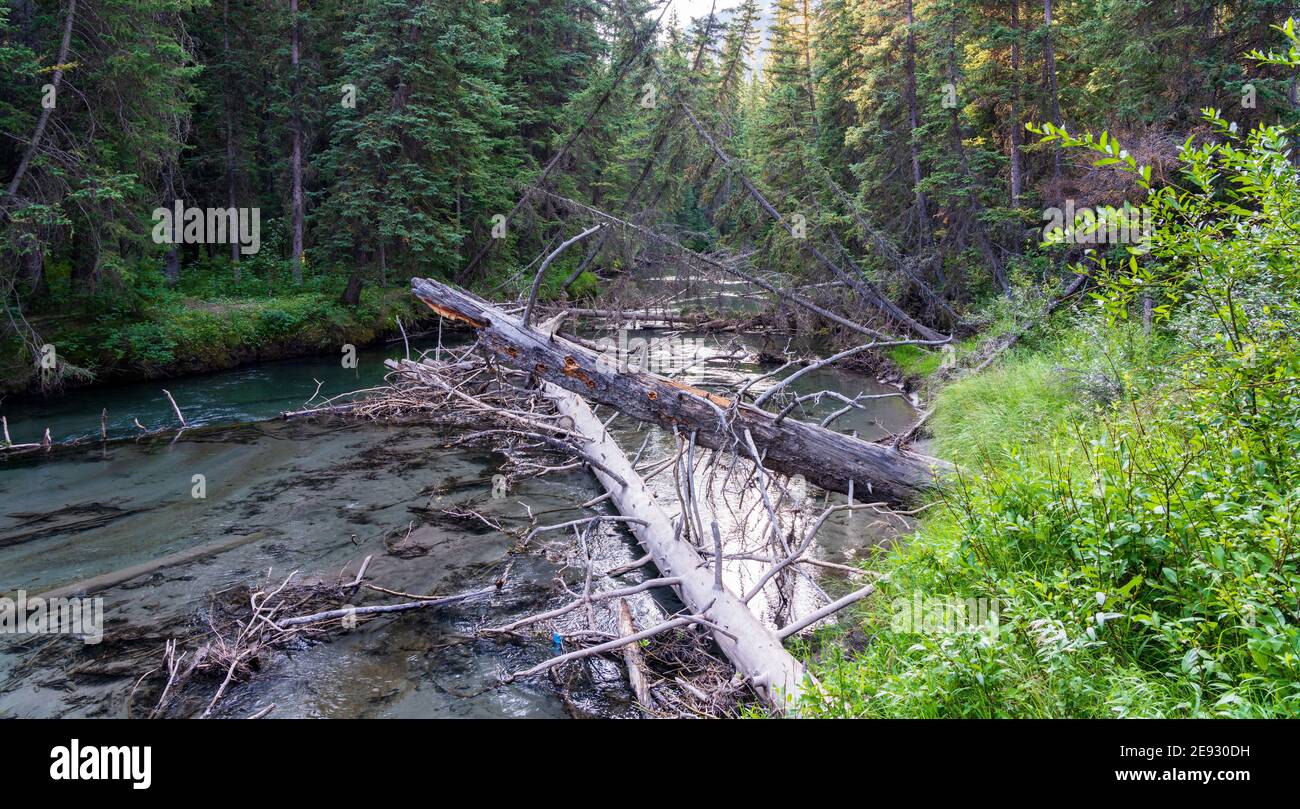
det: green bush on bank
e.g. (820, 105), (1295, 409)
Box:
(3, 281), (421, 389)
(801, 95), (1300, 718)
(804, 319), (1300, 717)
(104, 286), (419, 375)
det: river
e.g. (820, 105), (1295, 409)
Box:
(0, 309), (916, 717)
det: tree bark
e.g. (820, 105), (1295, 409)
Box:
(339, 272), (363, 306)
(224, 0), (241, 277)
(945, 13), (1009, 295)
(904, 0), (932, 244)
(289, 0), (304, 284)
(4, 0), (76, 201)
(616, 599), (655, 711)
(163, 160), (181, 287)
(1043, 0), (1062, 190)
(541, 379), (805, 713)
(411, 277), (947, 504)
(1009, 0), (1024, 206)
(20, 230), (47, 297)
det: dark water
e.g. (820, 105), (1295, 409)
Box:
(0, 338), (428, 445)
(0, 321), (917, 718)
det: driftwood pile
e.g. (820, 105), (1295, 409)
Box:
(134, 271), (950, 717)
(259, 280), (941, 715)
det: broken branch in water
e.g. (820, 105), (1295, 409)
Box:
(275, 585), (498, 629)
(136, 560), (506, 718)
(162, 388), (187, 428)
(503, 615), (697, 682)
(484, 576), (682, 635)
(522, 223), (604, 328)
(523, 515), (649, 546)
(776, 582), (878, 640)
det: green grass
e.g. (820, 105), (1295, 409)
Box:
(798, 318), (1300, 718)
(886, 344), (944, 378)
(928, 355), (1077, 465)
(886, 335), (985, 381)
(3, 283), (423, 393)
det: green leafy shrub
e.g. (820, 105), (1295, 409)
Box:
(110, 321), (177, 373)
(804, 35), (1300, 717)
(567, 269), (600, 300)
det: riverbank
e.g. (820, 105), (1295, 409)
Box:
(2, 285), (428, 397)
(798, 305), (1300, 718)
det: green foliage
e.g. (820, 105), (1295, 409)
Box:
(313, 0), (522, 278)
(805, 317), (1300, 716)
(14, 281), (420, 390)
(566, 269), (600, 300)
(931, 352), (1076, 465)
(803, 49), (1300, 716)
(885, 344), (943, 378)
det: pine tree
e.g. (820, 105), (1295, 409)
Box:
(314, 0), (520, 289)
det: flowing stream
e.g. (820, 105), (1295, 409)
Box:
(0, 303), (916, 718)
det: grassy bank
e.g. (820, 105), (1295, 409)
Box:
(3, 245), (602, 397)
(800, 313), (1299, 717)
(3, 271), (426, 395)
(793, 103), (1300, 719)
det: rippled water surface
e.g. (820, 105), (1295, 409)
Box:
(0, 302), (916, 717)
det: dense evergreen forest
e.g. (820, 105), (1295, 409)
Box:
(3, 0), (1300, 718)
(4, 0), (1296, 390)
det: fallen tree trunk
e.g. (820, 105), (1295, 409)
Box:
(540, 379), (805, 713)
(617, 598), (656, 712)
(555, 307), (713, 325)
(33, 531), (267, 600)
(412, 277), (946, 504)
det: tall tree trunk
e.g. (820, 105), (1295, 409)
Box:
(70, 238), (98, 294)
(224, 0), (240, 278)
(1009, 0), (1024, 206)
(340, 272), (363, 306)
(945, 12), (1009, 294)
(904, 0), (931, 244)
(20, 230), (47, 297)
(4, 0), (76, 201)
(1290, 6), (1300, 111)
(163, 161), (180, 287)
(801, 0), (817, 133)
(289, 0), (304, 285)
(1043, 0), (1062, 191)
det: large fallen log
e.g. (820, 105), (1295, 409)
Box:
(411, 277), (946, 504)
(540, 379), (805, 713)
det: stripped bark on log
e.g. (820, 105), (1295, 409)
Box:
(539, 378), (806, 713)
(411, 277), (946, 505)
(617, 598), (657, 711)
